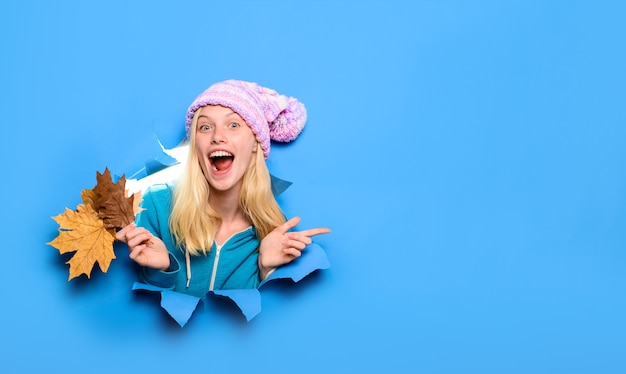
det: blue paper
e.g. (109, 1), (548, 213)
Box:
(132, 282), (201, 327)
(209, 289), (262, 322)
(260, 242), (330, 286)
(131, 240), (329, 327)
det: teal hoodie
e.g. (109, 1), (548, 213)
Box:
(135, 183), (260, 298)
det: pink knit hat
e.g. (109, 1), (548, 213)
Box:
(185, 80), (307, 159)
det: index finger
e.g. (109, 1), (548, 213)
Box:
(298, 227), (331, 238)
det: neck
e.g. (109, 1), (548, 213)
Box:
(209, 186), (247, 224)
(209, 187), (251, 245)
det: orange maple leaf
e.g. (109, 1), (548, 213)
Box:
(81, 188), (99, 209)
(132, 191), (145, 217)
(47, 204), (116, 281)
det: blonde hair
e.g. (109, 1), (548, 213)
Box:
(170, 110), (286, 256)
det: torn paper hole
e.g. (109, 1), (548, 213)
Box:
(126, 137), (330, 327)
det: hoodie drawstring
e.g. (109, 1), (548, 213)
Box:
(185, 249), (191, 288)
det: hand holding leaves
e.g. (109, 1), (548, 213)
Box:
(47, 168), (143, 280)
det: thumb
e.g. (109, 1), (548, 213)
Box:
(115, 222), (136, 241)
(278, 216), (301, 234)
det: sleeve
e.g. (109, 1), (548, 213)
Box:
(134, 185), (180, 289)
(135, 187), (163, 238)
(138, 253), (180, 289)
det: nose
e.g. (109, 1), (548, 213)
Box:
(211, 127), (226, 144)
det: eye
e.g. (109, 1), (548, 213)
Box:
(228, 122), (240, 128)
(198, 123), (213, 132)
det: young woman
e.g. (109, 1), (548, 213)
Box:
(116, 80), (330, 297)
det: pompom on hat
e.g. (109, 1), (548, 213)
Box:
(185, 79), (307, 159)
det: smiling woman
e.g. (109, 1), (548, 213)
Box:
(115, 80), (331, 298)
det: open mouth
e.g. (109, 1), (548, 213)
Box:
(209, 150), (234, 172)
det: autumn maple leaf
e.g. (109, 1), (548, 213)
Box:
(81, 188), (99, 209)
(48, 168), (144, 280)
(91, 168), (138, 229)
(47, 204), (116, 281)
(131, 191), (144, 217)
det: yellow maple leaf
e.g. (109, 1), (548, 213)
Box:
(47, 203), (116, 281)
(132, 191), (144, 217)
(81, 188), (99, 209)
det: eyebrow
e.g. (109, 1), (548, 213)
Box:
(197, 110), (238, 121)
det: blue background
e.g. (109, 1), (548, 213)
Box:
(2, 0), (626, 372)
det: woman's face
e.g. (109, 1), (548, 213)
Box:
(194, 105), (258, 193)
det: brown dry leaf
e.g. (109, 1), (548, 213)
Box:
(47, 204), (116, 280)
(92, 168), (136, 229)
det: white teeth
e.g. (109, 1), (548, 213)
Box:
(209, 150), (233, 158)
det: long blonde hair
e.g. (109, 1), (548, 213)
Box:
(170, 111), (286, 255)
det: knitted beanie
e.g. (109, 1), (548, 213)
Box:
(185, 80), (307, 159)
